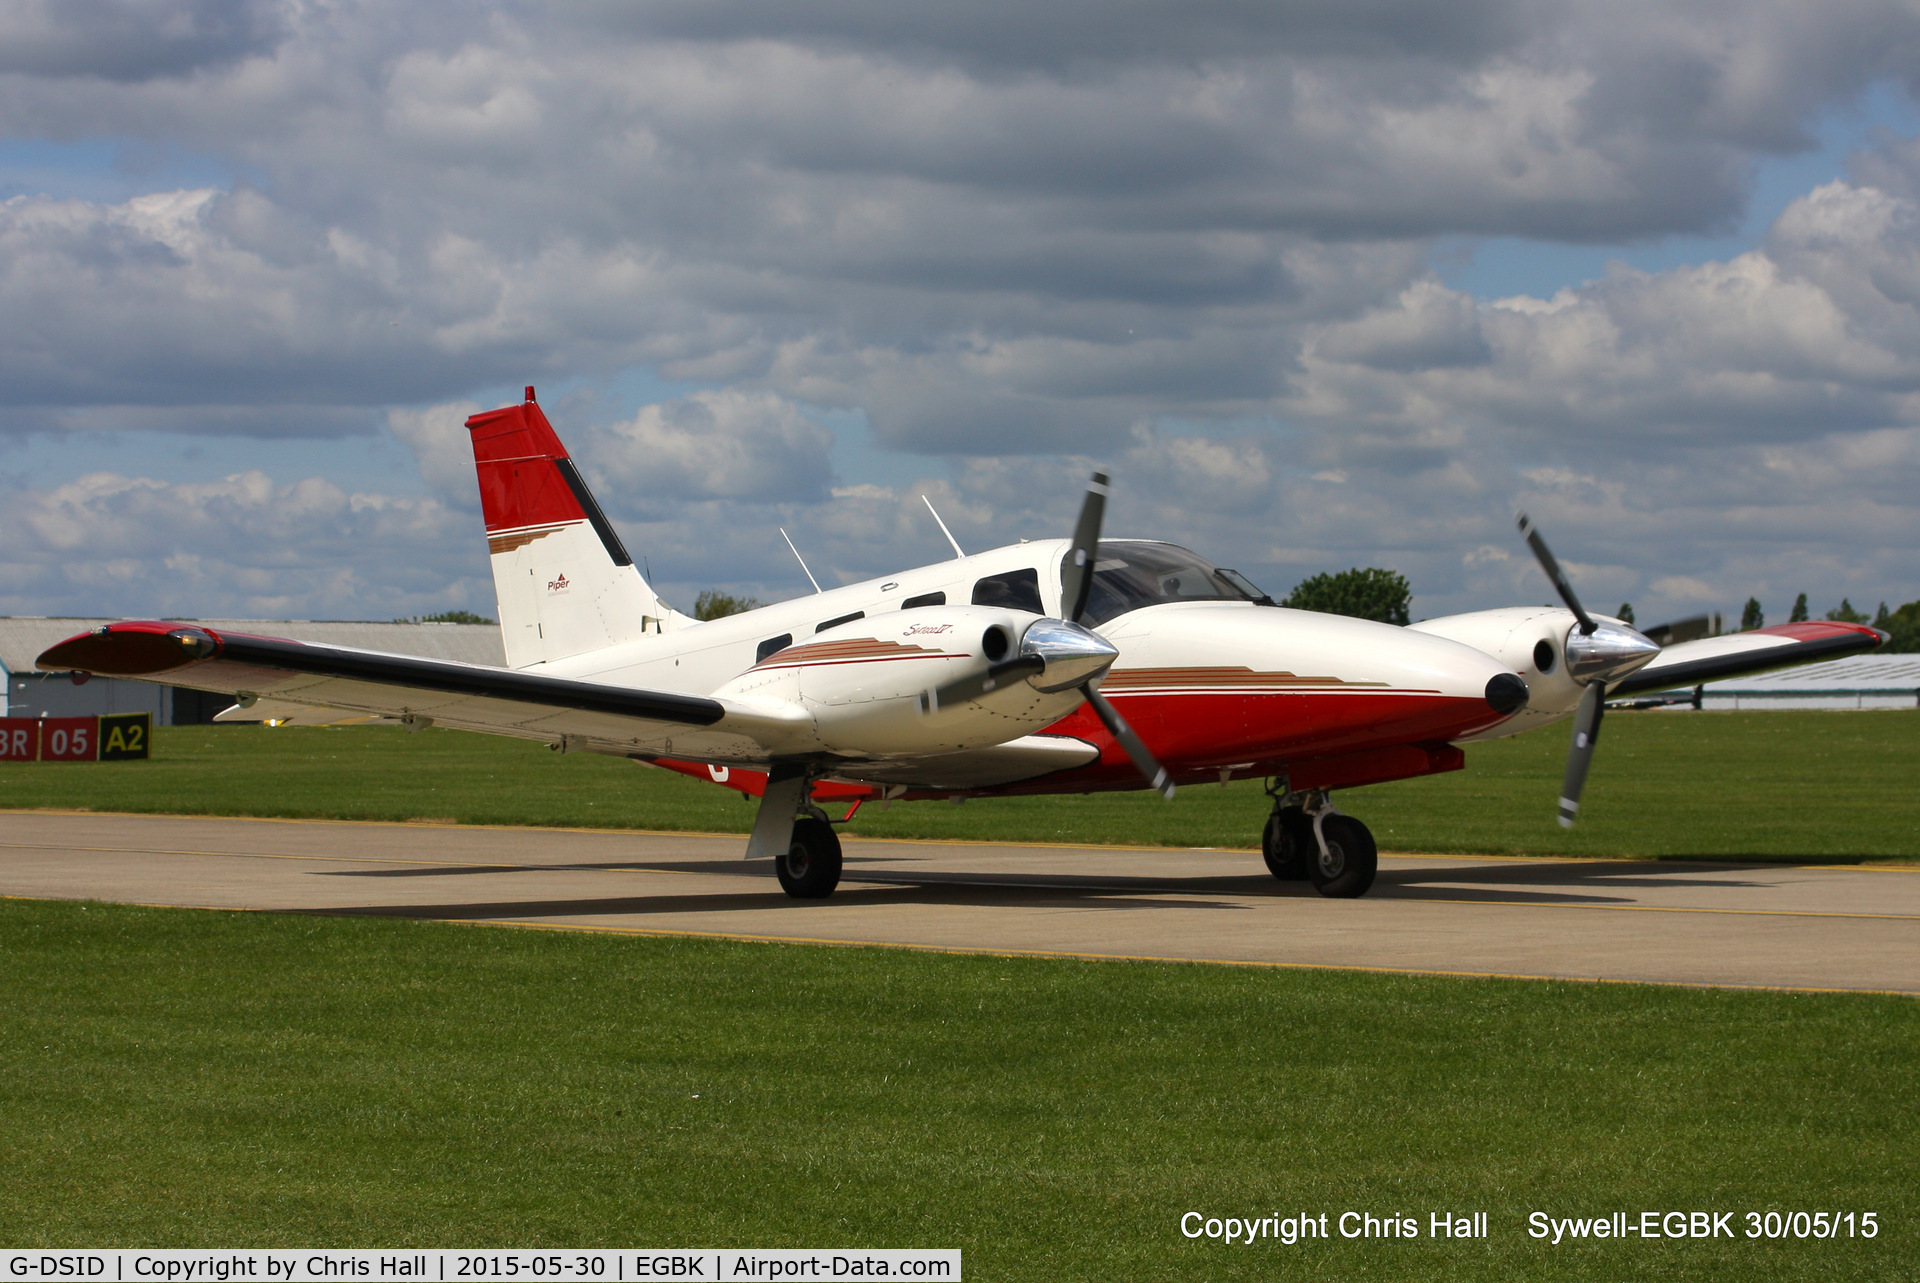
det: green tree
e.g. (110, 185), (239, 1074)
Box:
(1880, 601), (1920, 652)
(1739, 597), (1764, 631)
(1616, 602), (1635, 625)
(1825, 598), (1869, 624)
(393, 610), (495, 625)
(1789, 593), (1809, 623)
(1281, 568), (1412, 626)
(694, 590), (762, 621)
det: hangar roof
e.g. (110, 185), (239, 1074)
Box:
(1700, 653), (1920, 692)
(0, 617), (505, 675)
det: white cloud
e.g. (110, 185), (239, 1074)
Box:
(0, 469), (489, 619)
(584, 390), (835, 509)
(388, 400), (482, 509)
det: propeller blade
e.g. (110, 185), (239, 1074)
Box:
(922, 656), (1046, 712)
(1082, 683), (1174, 799)
(1556, 682), (1606, 828)
(1060, 471), (1110, 625)
(1641, 612), (1721, 648)
(1516, 512), (1598, 636)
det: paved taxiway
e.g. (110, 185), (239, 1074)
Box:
(3, 810), (1915, 994)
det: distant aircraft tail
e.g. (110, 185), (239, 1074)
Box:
(465, 387), (690, 668)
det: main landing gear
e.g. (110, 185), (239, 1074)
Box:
(774, 814), (844, 899)
(1262, 784), (1377, 898)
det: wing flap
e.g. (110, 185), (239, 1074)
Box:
(37, 621), (811, 760)
(1612, 621), (1885, 695)
(826, 734), (1101, 789)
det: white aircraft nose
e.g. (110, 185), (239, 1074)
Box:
(1565, 622), (1661, 686)
(1020, 617), (1120, 692)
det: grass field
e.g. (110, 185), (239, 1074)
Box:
(1, 897), (1912, 1279)
(1, 711), (1916, 859)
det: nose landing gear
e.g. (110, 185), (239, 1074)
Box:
(1262, 783), (1378, 898)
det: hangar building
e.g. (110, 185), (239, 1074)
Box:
(1695, 654), (1920, 710)
(1, 618), (505, 723)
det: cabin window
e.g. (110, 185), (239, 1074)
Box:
(755, 634), (793, 664)
(901, 591), (946, 609)
(816, 611), (865, 633)
(971, 568), (1042, 614)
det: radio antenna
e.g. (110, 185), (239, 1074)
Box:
(780, 528), (824, 594)
(921, 495), (965, 559)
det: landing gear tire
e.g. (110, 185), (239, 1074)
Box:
(1308, 814), (1377, 899)
(775, 818), (843, 899)
(1262, 807), (1313, 880)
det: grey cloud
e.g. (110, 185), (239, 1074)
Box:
(607, 0), (1531, 72)
(0, 0), (284, 82)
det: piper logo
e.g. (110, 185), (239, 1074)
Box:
(548, 573), (570, 593)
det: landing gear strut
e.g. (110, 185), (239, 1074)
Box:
(1262, 783), (1377, 898)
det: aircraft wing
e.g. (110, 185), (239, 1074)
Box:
(36, 620), (811, 763)
(1611, 621), (1885, 695)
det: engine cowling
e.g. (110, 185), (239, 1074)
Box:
(709, 607), (1100, 758)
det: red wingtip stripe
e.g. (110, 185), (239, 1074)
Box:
(464, 398), (586, 533)
(1750, 621), (1883, 643)
(36, 621), (223, 676)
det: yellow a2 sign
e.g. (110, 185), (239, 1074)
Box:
(98, 712), (151, 761)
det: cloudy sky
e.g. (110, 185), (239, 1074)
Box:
(4, 0), (1920, 627)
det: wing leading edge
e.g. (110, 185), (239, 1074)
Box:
(1612, 621), (1885, 695)
(35, 621), (808, 762)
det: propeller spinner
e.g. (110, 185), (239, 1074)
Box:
(927, 472), (1176, 799)
(1515, 513), (1661, 827)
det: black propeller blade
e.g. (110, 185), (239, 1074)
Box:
(923, 470), (1174, 799)
(1084, 685), (1174, 799)
(1557, 682), (1605, 828)
(1060, 471), (1109, 625)
(1517, 512), (1598, 636)
(923, 655), (1046, 712)
(1062, 472), (1173, 797)
(1641, 612), (1721, 648)
(1516, 512), (1657, 827)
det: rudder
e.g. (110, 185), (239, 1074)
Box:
(466, 387), (686, 668)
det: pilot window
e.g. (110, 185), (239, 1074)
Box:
(755, 634), (793, 664)
(971, 568), (1042, 614)
(1069, 541), (1269, 627)
(901, 591), (946, 609)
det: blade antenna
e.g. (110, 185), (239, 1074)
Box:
(921, 495), (966, 559)
(779, 528), (823, 594)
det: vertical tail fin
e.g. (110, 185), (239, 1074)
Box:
(466, 387), (687, 668)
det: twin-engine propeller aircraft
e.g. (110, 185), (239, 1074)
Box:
(40, 388), (1884, 900)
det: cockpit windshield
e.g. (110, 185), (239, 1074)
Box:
(1072, 540), (1272, 627)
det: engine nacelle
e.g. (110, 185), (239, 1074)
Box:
(710, 606), (1090, 757)
(1409, 606), (1599, 738)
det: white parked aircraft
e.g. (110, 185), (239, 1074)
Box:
(40, 388), (1884, 899)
